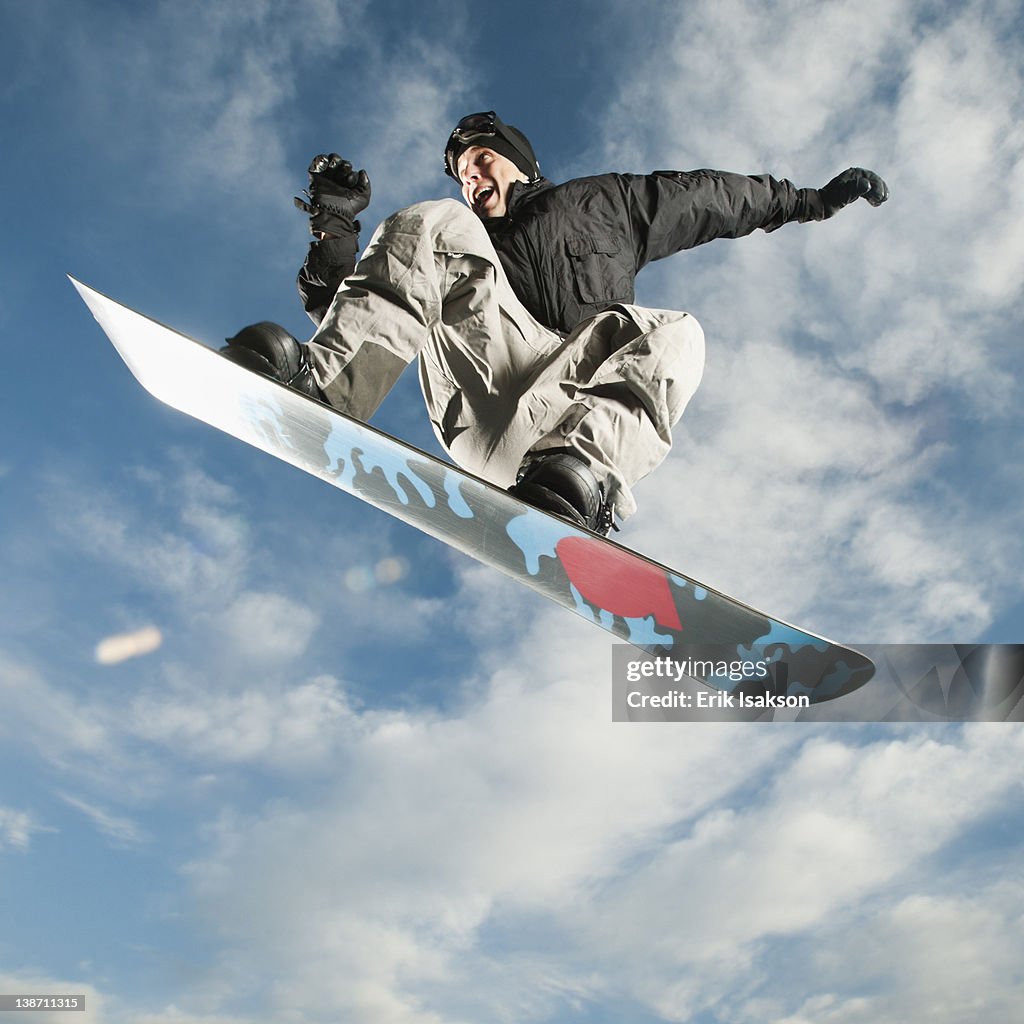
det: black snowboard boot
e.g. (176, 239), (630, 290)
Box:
(220, 322), (324, 401)
(510, 450), (616, 536)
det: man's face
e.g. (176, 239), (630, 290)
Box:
(457, 146), (528, 218)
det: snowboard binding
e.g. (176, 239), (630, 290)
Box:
(221, 322), (324, 401)
(510, 450), (616, 536)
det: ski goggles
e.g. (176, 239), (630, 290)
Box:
(443, 111), (500, 177)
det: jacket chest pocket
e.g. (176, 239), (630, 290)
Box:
(565, 234), (631, 305)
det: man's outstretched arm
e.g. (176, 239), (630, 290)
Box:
(629, 165), (889, 266)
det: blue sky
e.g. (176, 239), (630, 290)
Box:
(2, 0), (1023, 1021)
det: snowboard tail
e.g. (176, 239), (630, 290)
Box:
(71, 277), (874, 702)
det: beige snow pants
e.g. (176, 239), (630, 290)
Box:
(306, 199), (705, 519)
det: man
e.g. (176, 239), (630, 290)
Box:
(224, 112), (888, 534)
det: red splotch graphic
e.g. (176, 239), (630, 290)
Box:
(556, 535), (682, 630)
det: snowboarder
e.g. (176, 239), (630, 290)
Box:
(222, 111), (888, 534)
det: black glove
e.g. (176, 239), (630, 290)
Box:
(805, 167), (889, 220)
(294, 153), (371, 238)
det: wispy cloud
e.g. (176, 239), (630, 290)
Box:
(0, 653), (114, 769)
(127, 673), (359, 769)
(215, 591), (320, 662)
(47, 457), (251, 612)
(58, 792), (148, 846)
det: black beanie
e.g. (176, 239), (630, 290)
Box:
(444, 114), (539, 180)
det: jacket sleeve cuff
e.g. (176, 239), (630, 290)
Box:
(794, 188), (827, 222)
(297, 235), (360, 324)
(308, 232), (359, 268)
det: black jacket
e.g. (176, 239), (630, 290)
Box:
(299, 168), (817, 334)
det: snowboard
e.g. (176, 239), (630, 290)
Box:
(71, 277), (874, 703)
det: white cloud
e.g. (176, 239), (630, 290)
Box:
(597, 0), (913, 171)
(41, 457), (338, 665)
(0, 806), (49, 851)
(729, 875), (1024, 1023)
(846, 298), (1016, 410)
(216, 590), (320, 662)
(570, 726), (1024, 1019)
(47, 458), (251, 613)
(64, 1), (368, 202)
(628, 335), (1004, 641)
(127, 673), (359, 768)
(831, 886), (1024, 1023)
(0, 653), (115, 770)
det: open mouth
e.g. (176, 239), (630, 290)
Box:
(473, 185), (495, 210)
